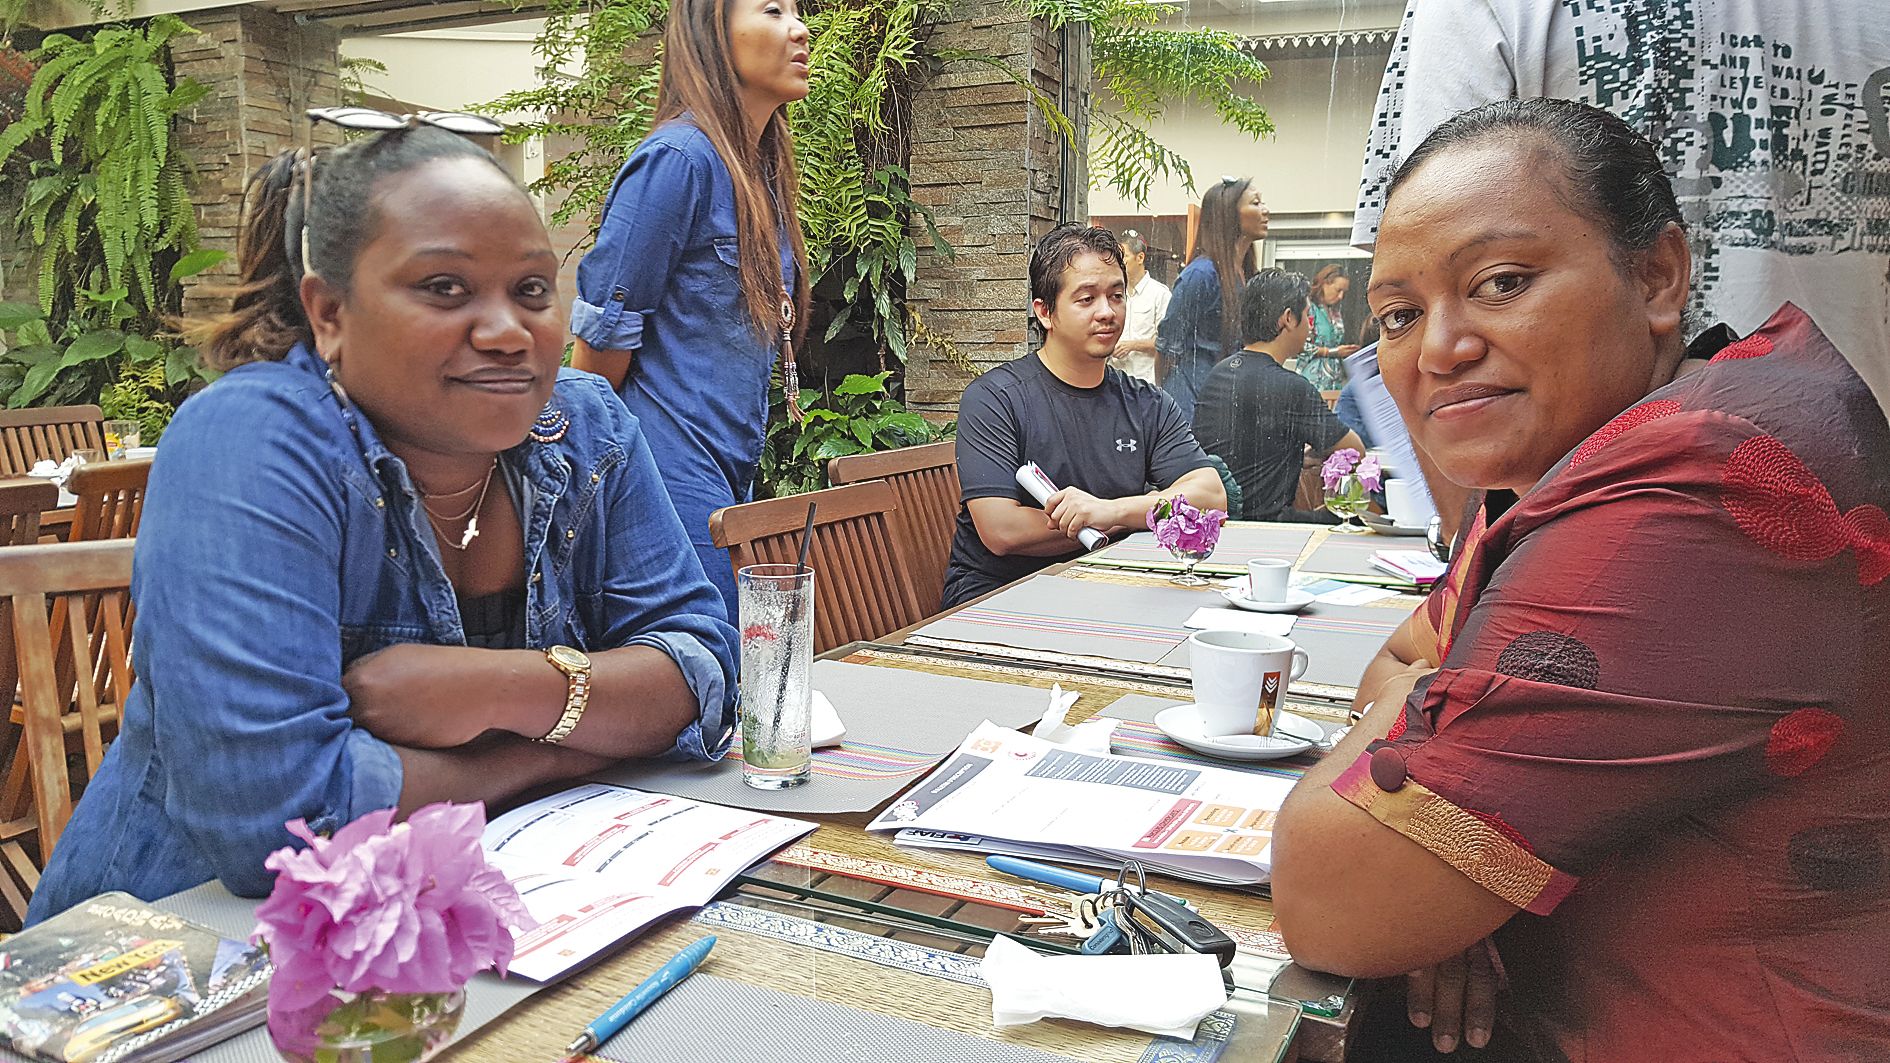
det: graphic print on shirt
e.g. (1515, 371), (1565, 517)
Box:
(1116, 438), (1139, 453)
(1562, 0), (1890, 324)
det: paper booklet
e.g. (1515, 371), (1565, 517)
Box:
(868, 722), (1298, 886)
(1370, 549), (1446, 586)
(482, 784), (815, 981)
(0, 893), (270, 1063)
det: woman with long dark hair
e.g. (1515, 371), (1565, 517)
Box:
(1154, 176), (1269, 420)
(570, 0), (813, 621)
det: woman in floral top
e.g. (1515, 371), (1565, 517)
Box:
(1298, 264), (1357, 391)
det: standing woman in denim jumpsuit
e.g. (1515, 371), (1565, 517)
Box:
(570, 0), (813, 622)
(1154, 177), (1270, 422)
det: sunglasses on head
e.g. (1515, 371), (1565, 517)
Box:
(294, 107), (508, 278)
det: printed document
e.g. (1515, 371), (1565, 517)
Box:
(482, 784), (814, 980)
(869, 722), (1297, 885)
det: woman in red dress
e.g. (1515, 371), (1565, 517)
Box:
(1270, 98), (1890, 1061)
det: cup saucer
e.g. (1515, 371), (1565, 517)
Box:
(1221, 587), (1315, 613)
(1153, 704), (1323, 762)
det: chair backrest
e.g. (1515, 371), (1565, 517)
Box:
(66, 458), (152, 543)
(0, 480), (56, 547)
(0, 406), (105, 478)
(709, 481), (927, 654)
(826, 441), (958, 616)
(0, 540), (136, 861)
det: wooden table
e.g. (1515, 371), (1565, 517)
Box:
(445, 631), (1375, 1062)
(243, 527), (1408, 1062)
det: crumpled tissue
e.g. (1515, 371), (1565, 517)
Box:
(981, 934), (1228, 1039)
(1032, 683), (1115, 753)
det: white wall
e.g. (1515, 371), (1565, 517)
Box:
(340, 21), (547, 120)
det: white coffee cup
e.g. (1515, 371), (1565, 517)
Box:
(1187, 630), (1310, 737)
(1384, 477), (1422, 528)
(1246, 558), (1292, 602)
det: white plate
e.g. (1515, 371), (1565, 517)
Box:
(1220, 587), (1315, 613)
(1154, 705), (1325, 762)
(1363, 512), (1426, 536)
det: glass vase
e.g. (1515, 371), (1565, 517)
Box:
(1167, 547), (1213, 586)
(274, 988), (465, 1063)
(1324, 472), (1372, 533)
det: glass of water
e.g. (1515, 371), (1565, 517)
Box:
(737, 564), (815, 789)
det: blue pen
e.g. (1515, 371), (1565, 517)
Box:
(985, 856), (1190, 906)
(564, 936), (715, 1057)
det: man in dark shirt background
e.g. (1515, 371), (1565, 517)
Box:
(942, 225), (1224, 608)
(1193, 268), (1361, 522)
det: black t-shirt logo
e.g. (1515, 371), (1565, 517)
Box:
(1116, 438), (1138, 453)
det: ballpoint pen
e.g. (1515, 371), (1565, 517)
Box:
(564, 936), (715, 1057)
(985, 855), (1187, 904)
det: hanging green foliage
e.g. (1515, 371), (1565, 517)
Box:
(0, 14), (219, 434)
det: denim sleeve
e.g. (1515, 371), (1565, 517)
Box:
(136, 378), (403, 898)
(571, 141), (709, 353)
(580, 376), (738, 760)
(1156, 262), (1220, 362)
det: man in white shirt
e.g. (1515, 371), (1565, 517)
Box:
(1107, 230), (1172, 384)
(1352, 0), (1890, 414)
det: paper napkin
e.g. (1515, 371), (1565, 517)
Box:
(982, 934), (1228, 1039)
(1183, 607), (1295, 637)
(1033, 684), (1114, 753)
(811, 690), (845, 748)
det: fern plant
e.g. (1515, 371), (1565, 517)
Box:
(0, 16), (218, 430)
(757, 372), (942, 498)
(0, 15), (206, 328)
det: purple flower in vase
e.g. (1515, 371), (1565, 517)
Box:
(1355, 454), (1383, 494)
(254, 802), (535, 1055)
(1321, 448), (1363, 492)
(1147, 494), (1226, 557)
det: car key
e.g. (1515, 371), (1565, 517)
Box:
(1119, 890), (1237, 967)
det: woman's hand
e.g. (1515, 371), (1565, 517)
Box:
(1333, 344), (1360, 358)
(1368, 656), (1433, 721)
(1406, 939), (1501, 1052)
(344, 644), (495, 749)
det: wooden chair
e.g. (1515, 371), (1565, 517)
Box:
(0, 406), (105, 478)
(0, 481), (58, 810)
(826, 441), (959, 617)
(66, 457), (151, 542)
(709, 481), (928, 655)
(0, 540), (135, 925)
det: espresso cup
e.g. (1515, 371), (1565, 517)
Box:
(1246, 558), (1292, 602)
(1188, 630), (1311, 737)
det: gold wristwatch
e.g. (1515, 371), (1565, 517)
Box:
(536, 645), (592, 744)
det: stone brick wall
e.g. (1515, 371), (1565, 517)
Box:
(169, 8), (343, 319)
(905, 3), (1088, 415)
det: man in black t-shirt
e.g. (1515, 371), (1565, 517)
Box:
(1193, 269), (1361, 522)
(942, 226), (1224, 609)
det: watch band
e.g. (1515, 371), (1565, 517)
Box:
(537, 646), (592, 745)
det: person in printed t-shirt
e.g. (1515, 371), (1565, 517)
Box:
(942, 225), (1224, 609)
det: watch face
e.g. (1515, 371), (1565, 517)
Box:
(549, 645), (590, 671)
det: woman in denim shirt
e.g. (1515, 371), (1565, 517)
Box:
(28, 124), (738, 921)
(570, 0), (813, 622)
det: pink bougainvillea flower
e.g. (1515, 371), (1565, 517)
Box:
(1355, 454), (1383, 494)
(254, 802), (535, 1050)
(1147, 493), (1226, 556)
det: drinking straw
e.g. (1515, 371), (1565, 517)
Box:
(769, 501), (817, 736)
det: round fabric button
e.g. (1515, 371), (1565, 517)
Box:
(1370, 746), (1408, 792)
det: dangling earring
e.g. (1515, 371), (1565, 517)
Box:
(529, 406), (570, 443)
(324, 363), (350, 405)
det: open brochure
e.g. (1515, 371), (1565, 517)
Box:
(0, 893), (269, 1063)
(868, 722), (1298, 886)
(481, 784), (814, 981)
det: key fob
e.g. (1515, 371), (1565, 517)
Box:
(1122, 892), (1237, 967)
(1081, 908), (1125, 955)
